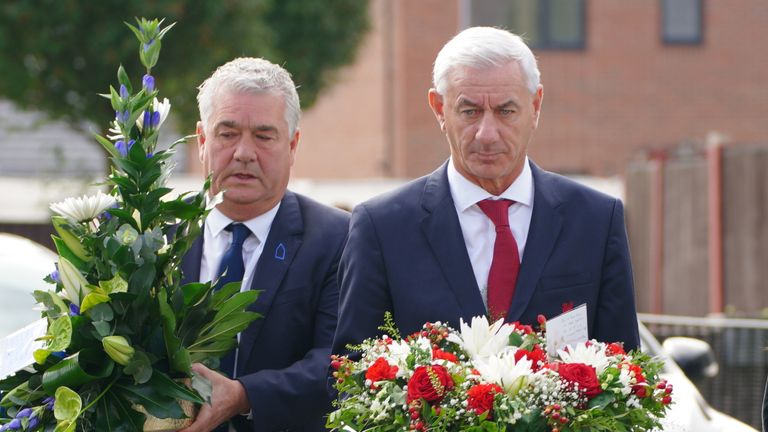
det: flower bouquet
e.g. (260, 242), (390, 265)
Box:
(328, 314), (674, 431)
(0, 18), (259, 431)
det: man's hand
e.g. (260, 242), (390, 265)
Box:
(178, 363), (250, 432)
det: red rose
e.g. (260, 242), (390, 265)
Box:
(406, 365), (454, 404)
(467, 383), (504, 418)
(365, 357), (398, 388)
(432, 348), (458, 363)
(558, 363), (603, 399)
(514, 346), (547, 371)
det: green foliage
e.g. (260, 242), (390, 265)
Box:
(0, 0), (370, 134)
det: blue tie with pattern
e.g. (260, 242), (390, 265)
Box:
(215, 223), (251, 378)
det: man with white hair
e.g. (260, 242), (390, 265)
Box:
(332, 27), (640, 362)
(180, 57), (349, 431)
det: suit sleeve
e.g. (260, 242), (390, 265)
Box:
(593, 199), (641, 351)
(331, 205), (394, 359)
(237, 227), (345, 430)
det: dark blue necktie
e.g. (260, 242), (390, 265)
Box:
(215, 223), (251, 379)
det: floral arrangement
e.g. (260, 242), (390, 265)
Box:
(328, 314), (673, 432)
(0, 18), (259, 431)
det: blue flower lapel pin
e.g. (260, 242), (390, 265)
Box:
(274, 243), (286, 260)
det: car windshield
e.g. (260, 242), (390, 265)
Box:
(0, 234), (56, 338)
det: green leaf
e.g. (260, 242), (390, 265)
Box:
(588, 392), (616, 410)
(89, 302), (114, 322)
(124, 350), (153, 384)
(149, 371), (204, 404)
(80, 291), (111, 313)
(51, 216), (89, 261)
(93, 133), (122, 160)
(117, 64), (132, 94)
(509, 331), (524, 347)
(97, 391), (146, 432)
(33, 290), (68, 319)
(191, 371), (212, 404)
(52, 236), (88, 271)
(53, 420), (77, 432)
(129, 264), (156, 294)
(100, 273), (129, 294)
(42, 349), (115, 393)
(92, 320), (112, 337)
(115, 383), (184, 419)
(181, 282), (210, 307)
(53, 386), (82, 421)
(0, 381), (46, 408)
(157, 287), (190, 373)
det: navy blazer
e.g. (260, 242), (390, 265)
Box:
(332, 160), (640, 362)
(182, 191), (349, 431)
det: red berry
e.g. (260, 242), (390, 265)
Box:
(330, 360), (341, 370)
(662, 396), (672, 405)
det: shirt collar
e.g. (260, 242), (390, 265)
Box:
(207, 203), (281, 244)
(447, 156), (533, 213)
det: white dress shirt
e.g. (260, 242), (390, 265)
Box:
(447, 157), (534, 309)
(200, 204), (280, 292)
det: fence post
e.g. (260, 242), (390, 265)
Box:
(707, 141), (724, 315)
(649, 152), (666, 314)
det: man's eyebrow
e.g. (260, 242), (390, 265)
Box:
(213, 121), (278, 134)
(495, 100), (520, 110)
(456, 97), (480, 108)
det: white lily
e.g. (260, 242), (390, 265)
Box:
(50, 191), (116, 223)
(557, 342), (611, 374)
(384, 339), (413, 378)
(474, 350), (534, 396)
(445, 316), (514, 360)
(58, 257), (90, 306)
(136, 97), (171, 131)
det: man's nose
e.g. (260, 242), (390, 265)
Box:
(475, 112), (501, 143)
(233, 137), (257, 162)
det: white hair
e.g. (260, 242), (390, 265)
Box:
(197, 57), (301, 136)
(432, 27), (540, 95)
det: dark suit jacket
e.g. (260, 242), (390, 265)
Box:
(762, 377), (767, 431)
(182, 191), (349, 431)
(332, 160), (640, 362)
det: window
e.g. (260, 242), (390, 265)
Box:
(661, 0), (703, 44)
(464, 0), (586, 50)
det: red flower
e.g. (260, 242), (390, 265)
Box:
(510, 321), (534, 334)
(606, 342), (626, 356)
(624, 363), (646, 394)
(514, 346), (547, 371)
(365, 357), (398, 388)
(467, 383), (504, 418)
(432, 348), (458, 363)
(406, 365), (454, 405)
(558, 363), (603, 399)
(561, 302), (574, 313)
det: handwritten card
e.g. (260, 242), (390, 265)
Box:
(545, 303), (588, 359)
(0, 319), (47, 380)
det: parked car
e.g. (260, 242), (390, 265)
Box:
(0, 233), (56, 338)
(639, 322), (756, 431)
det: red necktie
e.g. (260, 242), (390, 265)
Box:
(477, 199), (520, 320)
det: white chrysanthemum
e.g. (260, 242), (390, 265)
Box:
(50, 191), (116, 223)
(617, 367), (634, 396)
(557, 343), (611, 374)
(446, 316), (514, 359)
(383, 340), (412, 378)
(474, 351), (534, 396)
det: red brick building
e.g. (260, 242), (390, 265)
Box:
(243, 0), (768, 180)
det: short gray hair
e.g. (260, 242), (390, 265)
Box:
(197, 57), (301, 136)
(432, 27), (540, 95)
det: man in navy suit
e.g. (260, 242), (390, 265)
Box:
(179, 58), (349, 431)
(332, 27), (640, 363)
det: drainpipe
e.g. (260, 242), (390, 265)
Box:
(707, 140), (724, 315)
(648, 151), (666, 315)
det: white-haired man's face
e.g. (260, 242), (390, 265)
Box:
(197, 90), (299, 220)
(429, 61), (543, 195)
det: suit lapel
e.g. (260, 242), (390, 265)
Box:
(237, 191), (303, 370)
(420, 163), (487, 319)
(507, 162), (563, 321)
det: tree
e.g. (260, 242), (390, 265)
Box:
(0, 0), (369, 134)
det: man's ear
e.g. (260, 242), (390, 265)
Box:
(428, 89), (446, 132)
(196, 121), (206, 163)
(532, 85), (544, 129)
(288, 128), (300, 166)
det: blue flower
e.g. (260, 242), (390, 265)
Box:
(119, 84), (129, 99)
(115, 139), (136, 157)
(15, 408), (32, 418)
(42, 397), (54, 411)
(142, 74), (155, 91)
(69, 303), (80, 317)
(27, 415), (40, 430)
(115, 109), (130, 124)
(151, 111), (161, 128)
(142, 39), (155, 52)
(7, 418), (20, 430)
(50, 270), (60, 284)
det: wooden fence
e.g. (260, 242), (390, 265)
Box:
(626, 144), (768, 317)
